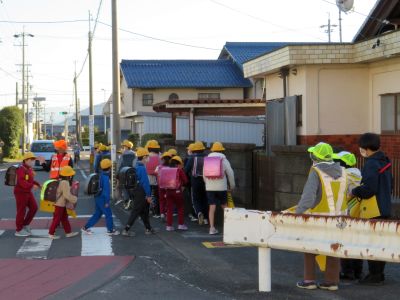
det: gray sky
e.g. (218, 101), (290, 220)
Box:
(0, 0), (377, 114)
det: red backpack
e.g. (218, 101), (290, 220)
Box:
(146, 156), (160, 176)
(203, 156), (223, 179)
(159, 167), (180, 189)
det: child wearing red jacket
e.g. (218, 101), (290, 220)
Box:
(160, 156), (188, 231)
(14, 152), (41, 237)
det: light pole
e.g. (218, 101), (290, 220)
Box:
(33, 97), (45, 139)
(14, 31), (34, 154)
(102, 88), (107, 134)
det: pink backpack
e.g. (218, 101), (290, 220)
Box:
(146, 156), (160, 175)
(203, 157), (223, 179)
(159, 167), (180, 189)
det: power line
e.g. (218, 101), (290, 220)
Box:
(209, 0), (326, 42)
(0, 19), (88, 24)
(0, 66), (19, 79)
(97, 21), (220, 51)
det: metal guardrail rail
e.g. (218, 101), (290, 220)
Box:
(223, 208), (400, 292)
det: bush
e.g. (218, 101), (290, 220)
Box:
(141, 133), (174, 147)
(0, 106), (23, 158)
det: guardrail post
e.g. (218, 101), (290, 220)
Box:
(258, 247), (271, 292)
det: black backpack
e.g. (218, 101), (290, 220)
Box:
(118, 167), (138, 190)
(84, 173), (101, 195)
(4, 165), (21, 186)
(192, 157), (204, 178)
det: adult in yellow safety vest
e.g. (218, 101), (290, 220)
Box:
(39, 140), (73, 179)
(295, 142), (348, 292)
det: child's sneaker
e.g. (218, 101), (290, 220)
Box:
(166, 226), (175, 231)
(190, 215), (198, 222)
(81, 227), (93, 235)
(296, 280), (317, 290)
(173, 213), (178, 217)
(24, 226), (32, 235)
(153, 214), (161, 219)
(209, 228), (219, 235)
(107, 229), (120, 236)
(178, 224), (188, 231)
(317, 282), (339, 291)
(15, 229), (30, 237)
(198, 212), (204, 225)
(145, 228), (156, 235)
(121, 229), (135, 237)
(160, 214), (166, 223)
(66, 232), (79, 238)
(48, 234), (60, 240)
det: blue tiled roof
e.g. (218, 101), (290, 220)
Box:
(120, 59), (252, 89)
(219, 42), (290, 66)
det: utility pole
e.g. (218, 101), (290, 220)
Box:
(320, 14), (337, 43)
(112, 0), (121, 199)
(339, 10), (343, 43)
(88, 11), (95, 172)
(26, 65), (32, 144)
(15, 82), (18, 106)
(14, 30), (34, 154)
(74, 62), (81, 148)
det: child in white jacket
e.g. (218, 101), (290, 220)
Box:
(203, 142), (235, 235)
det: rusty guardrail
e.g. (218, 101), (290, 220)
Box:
(223, 208), (400, 292)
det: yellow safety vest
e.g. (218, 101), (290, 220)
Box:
(309, 166), (348, 216)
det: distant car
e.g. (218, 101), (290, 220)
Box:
(30, 140), (55, 170)
(82, 146), (91, 152)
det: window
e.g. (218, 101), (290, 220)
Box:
(381, 94), (400, 133)
(142, 94), (154, 106)
(169, 93), (179, 101)
(198, 93), (220, 100)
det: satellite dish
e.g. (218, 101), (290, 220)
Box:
(336, 0), (354, 13)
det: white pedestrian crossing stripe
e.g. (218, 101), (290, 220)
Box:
(0, 230), (4, 236)
(81, 227), (114, 256)
(16, 230), (52, 259)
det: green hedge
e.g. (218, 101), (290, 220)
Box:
(0, 106), (23, 158)
(141, 133), (174, 147)
(127, 133), (140, 147)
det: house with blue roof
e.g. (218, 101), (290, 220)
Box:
(116, 42), (289, 145)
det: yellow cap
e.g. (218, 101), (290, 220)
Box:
(136, 147), (150, 158)
(122, 139), (134, 149)
(161, 151), (172, 159)
(308, 142), (333, 161)
(192, 141), (206, 151)
(333, 151), (357, 167)
(99, 144), (108, 152)
(60, 166), (76, 177)
(187, 143), (195, 151)
(168, 148), (178, 156)
(100, 158), (112, 169)
(210, 141), (225, 152)
(171, 155), (183, 165)
(23, 152), (36, 161)
(146, 140), (160, 149)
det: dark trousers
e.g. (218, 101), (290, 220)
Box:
(341, 259), (363, 276)
(151, 185), (160, 215)
(366, 216), (389, 277)
(125, 187), (151, 230)
(191, 177), (208, 219)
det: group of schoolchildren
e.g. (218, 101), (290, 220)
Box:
(295, 133), (392, 291)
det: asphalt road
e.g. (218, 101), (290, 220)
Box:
(0, 160), (400, 299)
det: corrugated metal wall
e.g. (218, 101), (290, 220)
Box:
(143, 115), (264, 146)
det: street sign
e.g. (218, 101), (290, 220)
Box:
(28, 112), (33, 122)
(89, 115), (95, 147)
(33, 97), (46, 102)
(19, 100), (28, 105)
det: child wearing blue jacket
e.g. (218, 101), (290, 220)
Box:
(122, 147), (155, 237)
(82, 159), (119, 235)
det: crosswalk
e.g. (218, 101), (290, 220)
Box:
(0, 215), (122, 260)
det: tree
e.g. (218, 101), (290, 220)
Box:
(0, 106), (23, 158)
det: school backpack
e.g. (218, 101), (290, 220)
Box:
(41, 179), (80, 202)
(146, 155), (160, 176)
(203, 157), (224, 179)
(4, 165), (20, 186)
(191, 156), (204, 178)
(84, 173), (101, 195)
(118, 167), (138, 190)
(159, 167), (180, 189)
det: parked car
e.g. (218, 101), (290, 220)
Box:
(30, 140), (55, 170)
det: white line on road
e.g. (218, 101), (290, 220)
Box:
(16, 230), (52, 259)
(0, 230), (4, 236)
(79, 169), (88, 179)
(81, 227), (114, 256)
